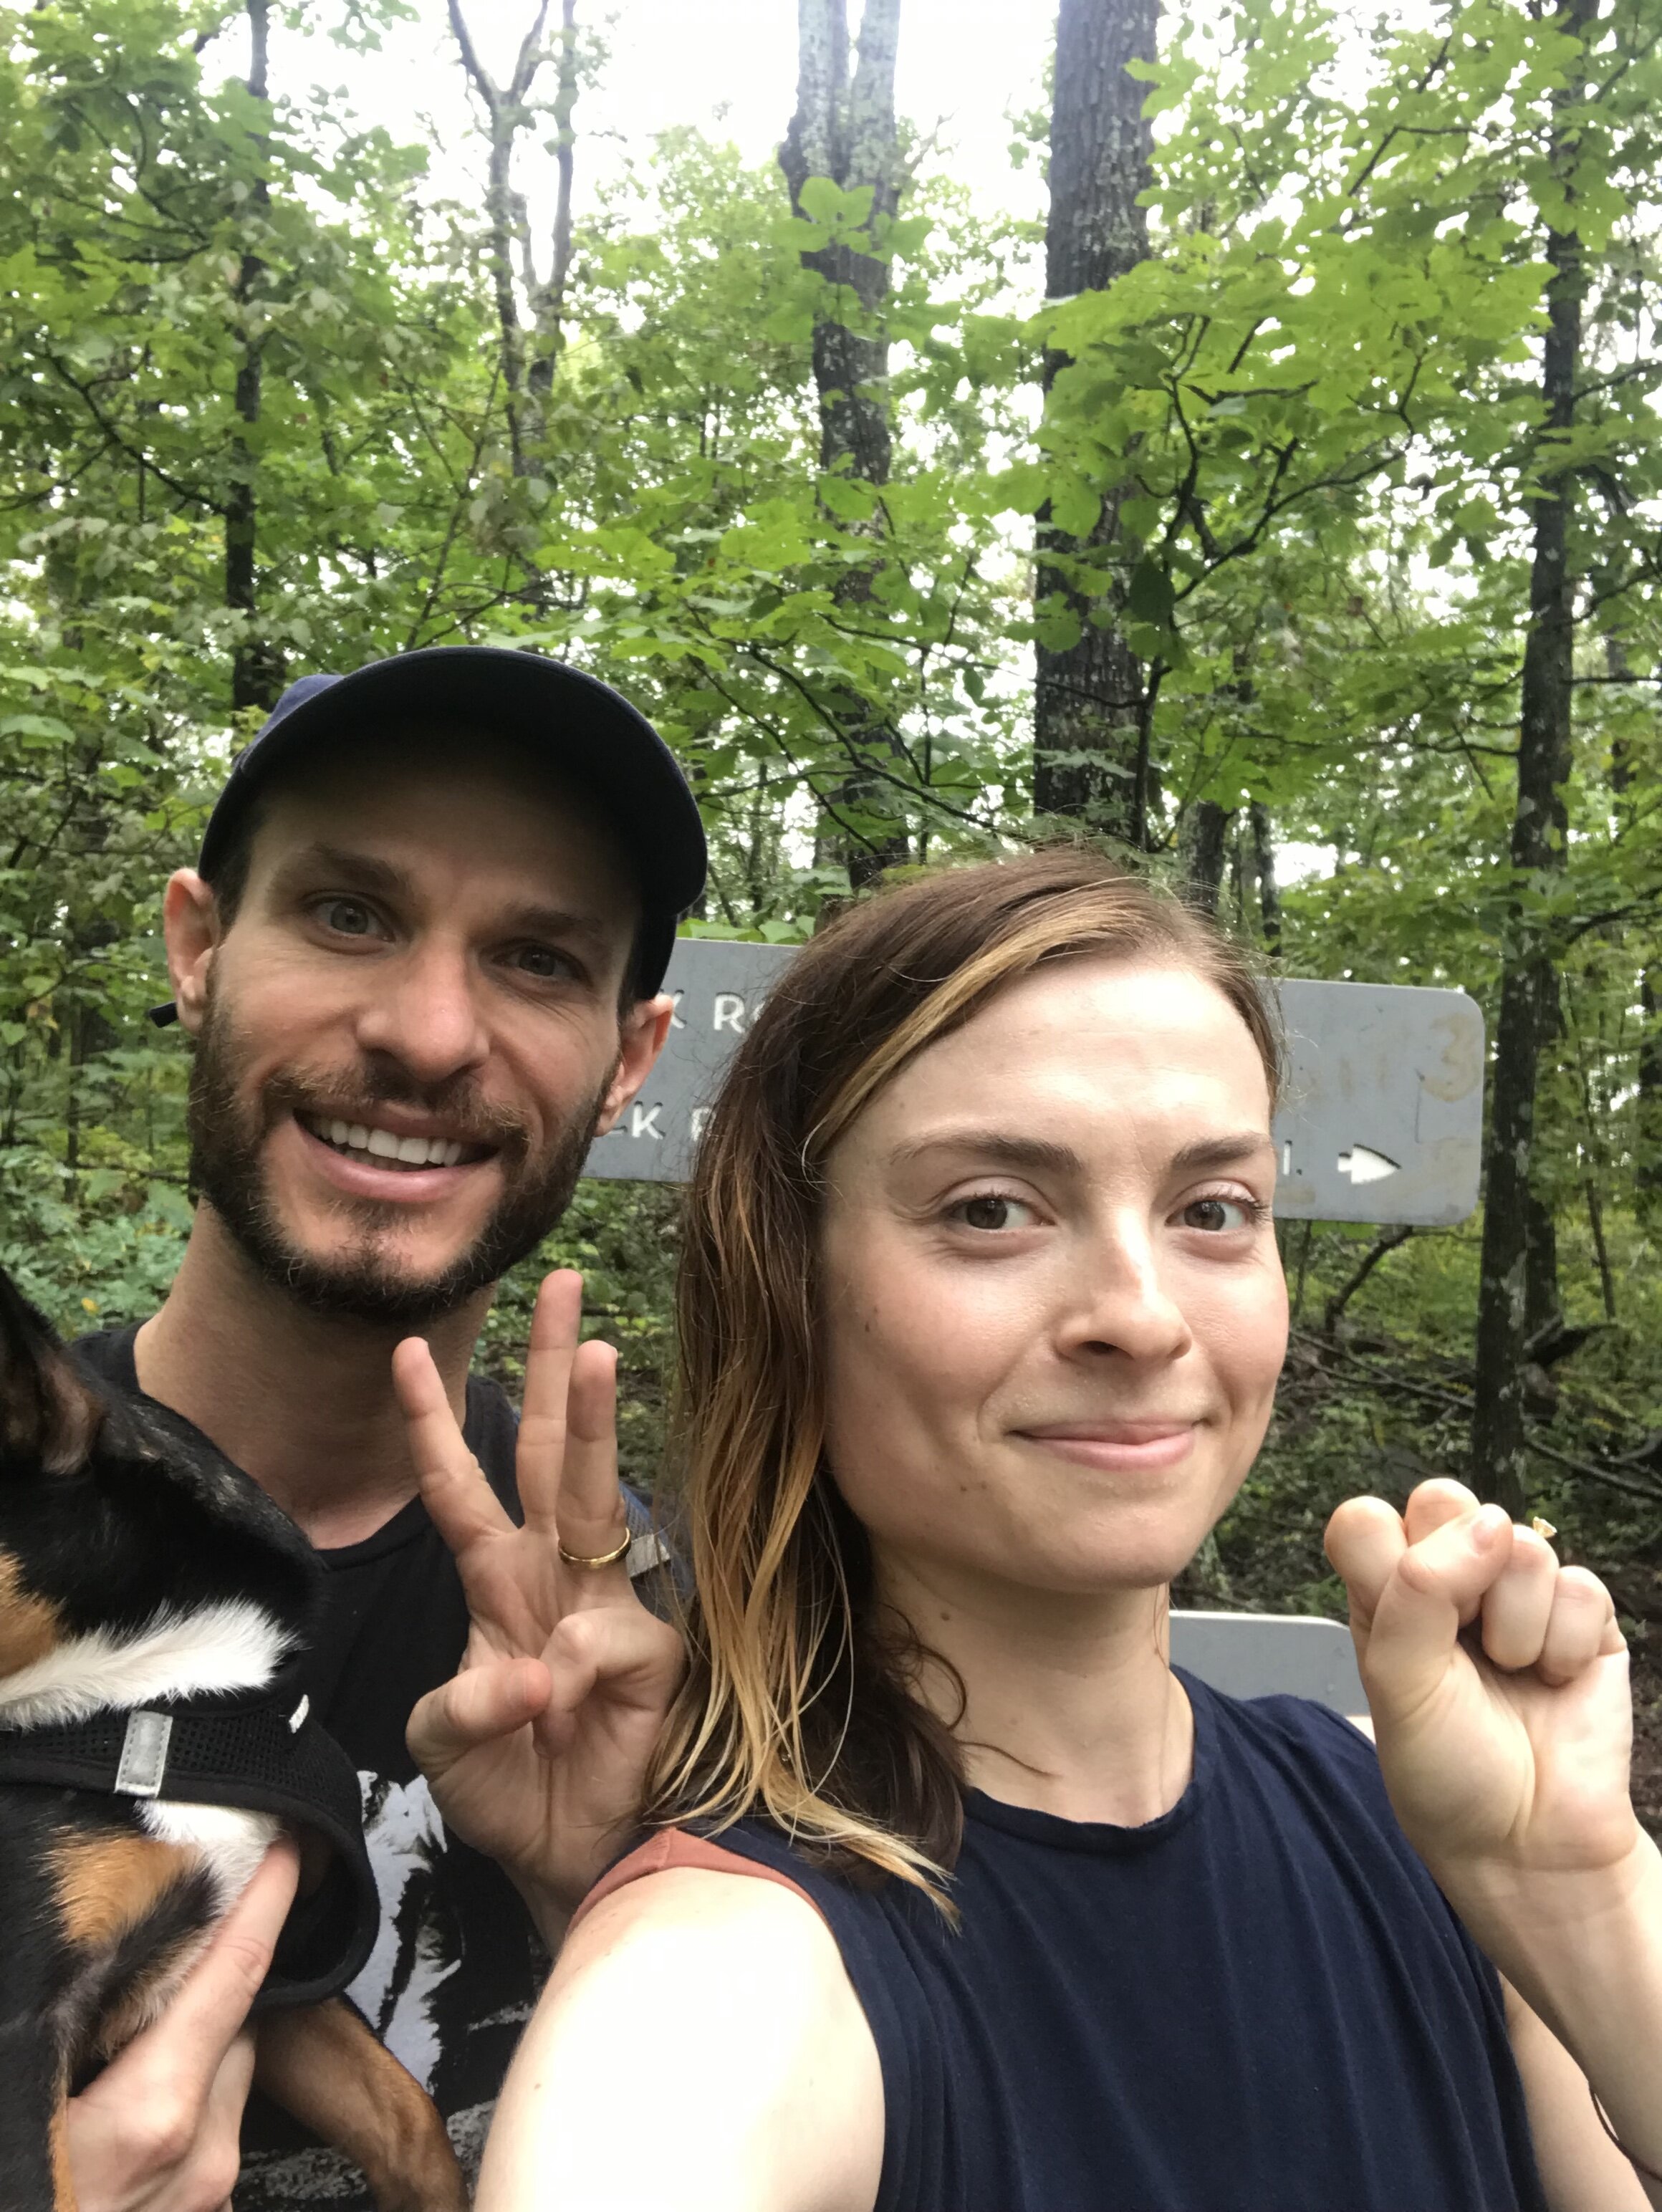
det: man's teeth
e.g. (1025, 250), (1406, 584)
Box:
(317, 1119), (466, 1168)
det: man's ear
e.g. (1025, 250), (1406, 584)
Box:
(594, 994), (676, 1136)
(163, 868), (221, 1037)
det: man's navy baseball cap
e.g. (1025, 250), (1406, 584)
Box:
(150, 645), (706, 1023)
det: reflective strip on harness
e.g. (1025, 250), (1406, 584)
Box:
(113, 1709), (173, 1797)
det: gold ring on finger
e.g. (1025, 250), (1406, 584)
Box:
(558, 1527), (635, 1570)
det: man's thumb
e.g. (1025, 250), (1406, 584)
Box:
(408, 1657), (552, 1776)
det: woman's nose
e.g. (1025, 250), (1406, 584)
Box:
(1057, 1223), (1193, 1365)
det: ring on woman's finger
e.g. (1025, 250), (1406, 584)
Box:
(557, 1527), (634, 1570)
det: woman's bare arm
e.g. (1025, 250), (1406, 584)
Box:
(478, 1867), (885, 2212)
(1506, 1980), (1654, 2212)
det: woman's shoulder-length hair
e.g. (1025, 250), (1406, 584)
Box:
(644, 845), (1281, 1903)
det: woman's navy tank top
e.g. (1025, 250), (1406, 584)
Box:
(653, 1675), (1547, 2211)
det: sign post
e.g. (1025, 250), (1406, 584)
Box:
(583, 942), (1486, 1228)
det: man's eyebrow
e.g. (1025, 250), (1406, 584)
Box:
(272, 843), (413, 903)
(495, 900), (615, 948)
(271, 844), (612, 943)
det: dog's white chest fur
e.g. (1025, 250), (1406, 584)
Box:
(142, 1799), (282, 1906)
(0, 1597), (292, 1728)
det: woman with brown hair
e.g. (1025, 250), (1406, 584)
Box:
(416, 850), (1662, 2210)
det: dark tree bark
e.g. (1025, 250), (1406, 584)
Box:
(1033, 0), (1159, 845)
(1249, 801), (1281, 953)
(226, 0), (283, 713)
(1524, 1180), (1561, 1339)
(1641, 968), (1662, 1220)
(1178, 798), (1231, 913)
(781, 0), (900, 489)
(1470, 3), (1593, 1516)
(1611, 663), (1662, 1221)
(780, 0), (908, 885)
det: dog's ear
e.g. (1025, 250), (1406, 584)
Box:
(0, 1270), (105, 1476)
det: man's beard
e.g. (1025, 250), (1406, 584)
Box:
(186, 984), (613, 1328)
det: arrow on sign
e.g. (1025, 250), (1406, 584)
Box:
(1337, 1145), (1400, 1186)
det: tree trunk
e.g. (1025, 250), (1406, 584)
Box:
(448, 0), (560, 472)
(1178, 798), (1231, 913)
(527, 0), (579, 401)
(1249, 801), (1281, 953)
(780, 0), (908, 885)
(1641, 968), (1662, 1221)
(226, 0), (283, 713)
(1611, 665), (1662, 1222)
(1033, 0), (1159, 845)
(1524, 1180), (1561, 1339)
(1470, 9), (1592, 1514)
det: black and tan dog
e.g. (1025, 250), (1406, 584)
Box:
(0, 1270), (466, 2211)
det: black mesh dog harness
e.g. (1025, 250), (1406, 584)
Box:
(0, 1666), (378, 2011)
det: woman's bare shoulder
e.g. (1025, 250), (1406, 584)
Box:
(559, 1857), (837, 1976)
(479, 1862), (885, 2212)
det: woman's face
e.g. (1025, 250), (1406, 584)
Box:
(818, 957), (1287, 1600)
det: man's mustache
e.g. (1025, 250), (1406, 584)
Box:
(259, 1064), (534, 1163)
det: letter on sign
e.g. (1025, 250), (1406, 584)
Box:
(713, 994), (745, 1032)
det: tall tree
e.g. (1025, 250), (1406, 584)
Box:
(1469, 0), (1598, 1518)
(1033, 0), (1159, 845)
(226, 0), (282, 711)
(448, 0), (582, 473)
(1178, 798), (1231, 912)
(779, 0), (909, 884)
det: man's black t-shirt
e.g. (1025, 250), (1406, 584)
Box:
(71, 1327), (550, 2205)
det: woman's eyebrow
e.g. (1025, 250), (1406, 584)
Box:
(1167, 1133), (1276, 1173)
(889, 1130), (1274, 1179)
(889, 1133), (1085, 1176)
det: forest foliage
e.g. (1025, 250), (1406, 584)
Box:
(3, 0), (1661, 1802)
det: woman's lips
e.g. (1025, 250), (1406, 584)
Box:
(1016, 1423), (1199, 1472)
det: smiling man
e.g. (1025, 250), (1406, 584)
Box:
(62, 647), (703, 2210)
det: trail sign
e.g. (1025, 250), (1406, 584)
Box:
(582, 942), (1486, 1227)
(585, 938), (792, 1186)
(1272, 979), (1484, 1226)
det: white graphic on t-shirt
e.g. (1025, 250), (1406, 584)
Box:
(347, 1769), (461, 2093)
(236, 1764), (539, 2207)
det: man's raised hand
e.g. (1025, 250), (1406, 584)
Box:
(394, 1271), (684, 1939)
